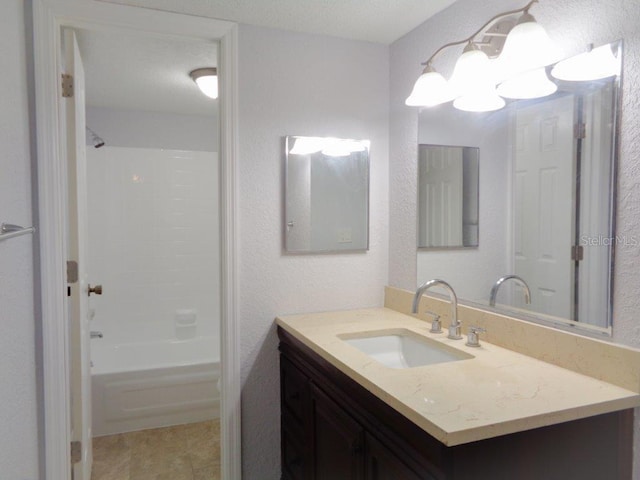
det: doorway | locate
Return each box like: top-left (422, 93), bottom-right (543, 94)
top-left (32, 1), bottom-right (240, 479)
top-left (77, 25), bottom-right (221, 478)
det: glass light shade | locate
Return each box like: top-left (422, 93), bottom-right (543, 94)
top-left (190, 68), bottom-right (218, 99)
top-left (405, 67), bottom-right (456, 107)
top-left (195, 75), bottom-right (218, 99)
top-left (498, 14), bottom-right (559, 78)
top-left (449, 47), bottom-right (497, 97)
top-left (551, 44), bottom-right (620, 81)
top-left (497, 67), bottom-right (558, 99)
top-left (453, 89), bottom-right (506, 112)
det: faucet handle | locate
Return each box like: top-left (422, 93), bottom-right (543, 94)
top-left (425, 311), bottom-right (442, 333)
top-left (448, 321), bottom-right (463, 340)
top-left (465, 326), bottom-right (486, 347)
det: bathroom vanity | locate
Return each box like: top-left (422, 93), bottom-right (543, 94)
top-left (277, 302), bottom-right (639, 480)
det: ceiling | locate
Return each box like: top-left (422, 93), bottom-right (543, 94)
top-left (80, 1), bottom-right (457, 116)
top-left (101, 0), bottom-right (458, 45)
top-left (76, 28), bottom-right (218, 116)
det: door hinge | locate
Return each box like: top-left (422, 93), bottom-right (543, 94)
top-left (61, 73), bottom-right (74, 98)
top-left (574, 123), bottom-right (586, 139)
top-left (571, 245), bottom-right (584, 261)
top-left (70, 440), bottom-right (82, 464)
top-left (67, 260), bottom-right (78, 284)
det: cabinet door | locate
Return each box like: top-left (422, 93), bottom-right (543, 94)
top-left (365, 433), bottom-right (430, 480)
top-left (280, 356), bottom-right (311, 480)
top-left (311, 383), bottom-right (365, 480)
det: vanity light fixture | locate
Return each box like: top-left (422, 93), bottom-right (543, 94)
top-left (190, 67), bottom-right (218, 99)
top-left (405, 64), bottom-right (456, 107)
top-left (551, 43), bottom-right (621, 82)
top-left (449, 42), bottom-right (505, 112)
top-left (406, 0), bottom-right (557, 111)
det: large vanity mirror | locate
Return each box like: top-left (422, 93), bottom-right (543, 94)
top-left (285, 135), bottom-right (370, 253)
top-left (416, 41), bottom-right (622, 335)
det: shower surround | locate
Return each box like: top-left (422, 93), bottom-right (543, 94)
top-left (86, 146), bottom-right (220, 435)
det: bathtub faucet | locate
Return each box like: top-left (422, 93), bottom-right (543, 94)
top-left (90, 331), bottom-right (103, 339)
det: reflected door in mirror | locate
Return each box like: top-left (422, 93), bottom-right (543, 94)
top-left (418, 145), bottom-right (479, 248)
top-left (512, 94), bottom-right (575, 318)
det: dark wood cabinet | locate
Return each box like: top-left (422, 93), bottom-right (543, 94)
top-left (311, 383), bottom-right (364, 480)
top-left (278, 326), bottom-right (633, 480)
top-left (365, 433), bottom-right (428, 480)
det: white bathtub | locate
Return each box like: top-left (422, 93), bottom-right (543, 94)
top-left (91, 336), bottom-right (220, 436)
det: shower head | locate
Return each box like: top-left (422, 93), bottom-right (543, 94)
top-left (86, 126), bottom-right (106, 149)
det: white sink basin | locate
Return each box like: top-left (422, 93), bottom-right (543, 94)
top-left (340, 329), bottom-right (473, 369)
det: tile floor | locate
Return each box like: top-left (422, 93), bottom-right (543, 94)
top-left (91, 419), bottom-right (220, 480)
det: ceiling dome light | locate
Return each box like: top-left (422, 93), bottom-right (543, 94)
top-left (497, 67), bottom-right (558, 99)
top-left (498, 12), bottom-right (559, 78)
top-left (405, 64), bottom-right (456, 107)
top-left (190, 67), bottom-right (218, 99)
top-left (551, 44), bottom-right (620, 82)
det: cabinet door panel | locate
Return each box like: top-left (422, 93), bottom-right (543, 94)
top-left (365, 433), bottom-right (432, 480)
top-left (311, 383), bottom-right (364, 480)
top-left (281, 356), bottom-right (308, 423)
top-left (282, 424), bottom-right (306, 480)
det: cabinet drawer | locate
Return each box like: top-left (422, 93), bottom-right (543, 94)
top-left (280, 356), bottom-right (308, 424)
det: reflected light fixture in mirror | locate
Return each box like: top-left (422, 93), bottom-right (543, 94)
top-left (190, 67), bottom-right (218, 99)
top-left (405, 0), bottom-right (558, 112)
top-left (551, 43), bottom-right (621, 82)
top-left (289, 137), bottom-right (369, 157)
top-left (496, 67), bottom-right (558, 99)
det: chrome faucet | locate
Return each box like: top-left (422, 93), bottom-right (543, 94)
top-left (489, 275), bottom-right (532, 307)
top-left (90, 331), bottom-right (103, 339)
top-left (412, 279), bottom-right (462, 340)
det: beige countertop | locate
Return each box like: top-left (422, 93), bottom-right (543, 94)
top-left (276, 307), bottom-right (640, 446)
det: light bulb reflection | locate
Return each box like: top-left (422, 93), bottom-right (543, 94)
top-left (497, 68), bottom-right (557, 99)
top-left (551, 44), bottom-right (620, 82)
top-left (289, 137), bottom-right (369, 157)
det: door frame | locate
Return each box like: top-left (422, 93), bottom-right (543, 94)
top-left (32, 1), bottom-right (241, 478)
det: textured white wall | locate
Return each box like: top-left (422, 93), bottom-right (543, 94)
top-left (0, 0), bottom-right (39, 477)
top-left (389, 0), bottom-right (640, 472)
top-left (86, 147), bottom-right (220, 345)
top-left (86, 107), bottom-right (219, 152)
top-left (238, 24), bottom-right (389, 479)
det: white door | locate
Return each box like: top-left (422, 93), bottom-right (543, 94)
top-left (64, 29), bottom-right (93, 480)
top-left (512, 94), bottom-right (575, 318)
top-left (418, 145), bottom-right (464, 247)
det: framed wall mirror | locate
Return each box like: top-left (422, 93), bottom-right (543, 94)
top-left (418, 145), bottom-right (479, 249)
top-left (284, 135), bottom-right (370, 253)
top-left (416, 40), bottom-right (622, 335)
